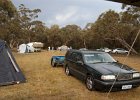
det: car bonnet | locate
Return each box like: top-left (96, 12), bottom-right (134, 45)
top-left (87, 62), bottom-right (136, 75)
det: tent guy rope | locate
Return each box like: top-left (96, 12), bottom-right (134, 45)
top-left (106, 29), bottom-right (140, 99)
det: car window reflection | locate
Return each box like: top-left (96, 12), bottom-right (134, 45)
top-left (84, 53), bottom-right (116, 64)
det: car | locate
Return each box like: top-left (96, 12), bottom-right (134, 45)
top-left (79, 48), bottom-right (88, 50)
top-left (64, 50), bottom-right (140, 91)
top-left (51, 56), bottom-right (65, 67)
top-left (112, 48), bottom-right (128, 54)
top-left (96, 48), bottom-right (112, 53)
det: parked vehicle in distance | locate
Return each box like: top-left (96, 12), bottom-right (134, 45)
top-left (64, 50), bottom-right (140, 91)
top-left (27, 42), bottom-right (44, 52)
top-left (96, 48), bottom-right (112, 53)
top-left (112, 48), bottom-right (128, 54)
top-left (57, 45), bottom-right (69, 51)
top-left (79, 48), bottom-right (87, 50)
top-left (51, 56), bottom-right (65, 67)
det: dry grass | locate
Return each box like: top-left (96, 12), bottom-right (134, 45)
top-left (0, 51), bottom-right (140, 100)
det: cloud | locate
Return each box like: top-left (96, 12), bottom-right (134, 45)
top-left (47, 6), bottom-right (94, 28)
top-left (12, 0), bottom-right (122, 28)
top-left (55, 6), bottom-right (77, 22)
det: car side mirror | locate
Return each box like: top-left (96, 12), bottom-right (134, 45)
top-left (77, 61), bottom-right (83, 65)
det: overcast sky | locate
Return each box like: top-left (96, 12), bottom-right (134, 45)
top-left (12, 0), bottom-right (122, 28)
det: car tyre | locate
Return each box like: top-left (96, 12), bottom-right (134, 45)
top-left (125, 52), bottom-right (128, 55)
top-left (51, 59), bottom-right (56, 67)
top-left (86, 75), bottom-right (94, 91)
top-left (115, 51), bottom-right (118, 54)
top-left (65, 66), bottom-right (71, 76)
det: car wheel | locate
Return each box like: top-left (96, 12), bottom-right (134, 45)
top-left (86, 75), bottom-right (94, 91)
top-left (65, 66), bottom-right (71, 76)
top-left (51, 59), bottom-right (56, 67)
top-left (115, 51), bottom-right (118, 54)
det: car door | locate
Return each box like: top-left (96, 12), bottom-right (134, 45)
top-left (118, 48), bottom-right (125, 53)
top-left (68, 52), bottom-right (78, 75)
top-left (73, 53), bottom-right (87, 81)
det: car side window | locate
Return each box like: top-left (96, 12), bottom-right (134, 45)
top-left (69, 52), bottom-right (82, 62)
top-left (66, 51), bottom-right (72, 60)
top-left (76, 53), bottom-right (83, 62)
top-left (71, 52), bottom-right (77, 61)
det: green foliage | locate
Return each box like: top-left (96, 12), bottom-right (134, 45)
top-left (0, 0), bottom-right (16, 42)
top-left (18, 4), bottom-right (41, 43)
top-left (0, 1), bottom-right (139, 52)
top-left (0, 0), bottom-right (16, 17)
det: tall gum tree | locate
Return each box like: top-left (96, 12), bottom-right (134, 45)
top-left (18, 4), bottom-right (41, 43)
top-left (92, 10), bottom-right (138, 54)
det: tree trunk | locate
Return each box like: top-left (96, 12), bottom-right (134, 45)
top-left (10, 40), bottom-right (16, 49)
top-left (28, 36), bottom-right (31, 43)
top-left (83, 38), bottom-right (87, 48)
top-left (10, 39), bottom-right (14, 48)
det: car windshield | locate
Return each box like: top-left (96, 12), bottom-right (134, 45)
top-left (84, 53), bottom-right (116, 64)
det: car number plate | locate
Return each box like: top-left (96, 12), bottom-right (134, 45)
top-left (122, 85), bottom-right (132, 90)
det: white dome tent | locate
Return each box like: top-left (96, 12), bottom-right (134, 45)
top-left (27, 42), bottom-right (44, 52)
top-left (18, 44), bottom-right (29, 53)
top-left (18, 42), bottom-right (44, 53)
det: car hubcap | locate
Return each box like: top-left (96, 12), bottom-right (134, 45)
top-left (66, 67), bottom-right (69, 75)
top-left (86, 77), bottom-right (93, 90)
top-left (52, 59), bottom-right (56, 66)
top-left (52, 61), bottom-right (54, 66)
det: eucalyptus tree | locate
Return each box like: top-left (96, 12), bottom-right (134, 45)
top-left (84, 23), bottom-right (104, 49)
top-left (60, 24), bottom-right (82, 48)
top-left (121, 6), bottom-right (140, 52)
top-left (47, 25), bottom-right (62, 48)
top-left (30, 21), bottom-right (46, 42)
top-left (92, 10), bottom-right (138, 53)
top-left (18, 4), bottom-right (41, 42)
top-left (0, 0), bottom-right (19, 48)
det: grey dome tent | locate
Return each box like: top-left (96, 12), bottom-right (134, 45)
top-left (0, 40), bottom-right (26, 86)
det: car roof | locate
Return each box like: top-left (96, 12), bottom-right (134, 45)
top-left (68, 49), bottom-right (105, 54)
top-left (115, 48), bottom-right (124, 49)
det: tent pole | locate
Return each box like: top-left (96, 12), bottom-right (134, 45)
top-left (7, 50), bottom-right (19, 72)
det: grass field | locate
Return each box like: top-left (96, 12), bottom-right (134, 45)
top-left (0, 51), bottom-right (140, 100)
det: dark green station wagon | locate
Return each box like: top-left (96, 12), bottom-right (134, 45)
top-left (64, 50), bottom-right (140, 91)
